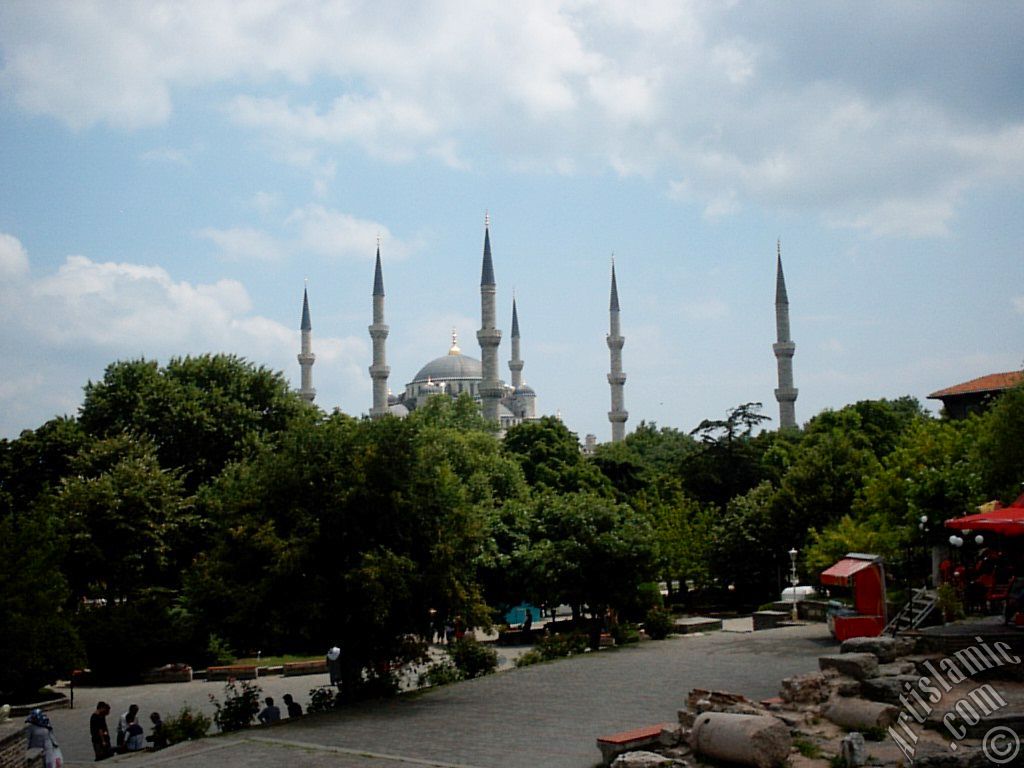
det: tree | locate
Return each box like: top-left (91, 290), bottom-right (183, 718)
top-left (973, 382), bottom-right (1024, 502)
top-left (503, 416), bottom-right (610, 495)
top-left (185, 412), bottom-right (490, 699)
top-left (0, 506), bottom-right (82, 699)
top-left (54, 435), bottom-right (191, 603)
top-left (515, 491), bottom-right (657, 645)
top-left (79, 355), bottom-right (306, 490)
top-left (709, 481), bottom-right (780, 606)
top-left (683, 403), bottom-right (772, 508)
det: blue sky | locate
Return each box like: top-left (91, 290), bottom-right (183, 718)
top-left (1, 1), bottom-right (1022, 442)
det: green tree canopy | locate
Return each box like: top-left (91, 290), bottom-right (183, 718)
top-left (79, 354), bottom-right (306, 490)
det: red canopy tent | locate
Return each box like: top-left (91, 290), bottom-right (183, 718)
top-left (820, 553), bottom-right (887, 641)
top-left (945, 494), bottom-right (1024, 537)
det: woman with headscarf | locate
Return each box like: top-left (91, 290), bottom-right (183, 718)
top-left (25, 709), bottom-right (62, 768)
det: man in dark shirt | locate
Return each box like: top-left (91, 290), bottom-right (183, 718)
top-left (282, 693), bottom-right (302, 718)
top-left (146, 712), bottom-right (168, 750)
top-left (257, 697), bottom-right (281, 724)
top-left (89, 701), bottom-right (113, 761)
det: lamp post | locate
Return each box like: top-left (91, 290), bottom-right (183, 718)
top-left (788, 547), bottom-right (799, 621)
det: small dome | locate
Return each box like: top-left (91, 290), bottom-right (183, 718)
top-left (412, 352), bottom-right (482, 383)
top-left (514, 383), bottom-right (536, 396)
top-left (389, 403), bottom-right (409, 418)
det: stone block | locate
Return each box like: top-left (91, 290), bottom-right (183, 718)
top-left (780, 671), bottom-right (830, 704)
top-left (840, 635), bottom-right (915, 662)
top-left (611, 751), bottom-right (680, 768)
top-left (860, 675), bottom-right (920, 705)
top-left (840, 732), bottom-right (867, 767)
top-left (690, 712), bottom-right (791, 768)
top-left (818, 653), bottom-right (879, 681)
top-left (822, 698), bottom-right (899, 730)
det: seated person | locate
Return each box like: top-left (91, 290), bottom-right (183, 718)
top-left (258, 697), bottom-right (281, 725)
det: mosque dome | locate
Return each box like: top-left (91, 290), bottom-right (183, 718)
top-left (412, 353), bottom-right (482, 383)
top-left (411, 331), bottom-right (482, 383)
top-left (514, 383), bottom-right (536, 396)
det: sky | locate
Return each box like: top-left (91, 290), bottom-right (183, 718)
top-left (1, 1), bottom-right (1023, 443)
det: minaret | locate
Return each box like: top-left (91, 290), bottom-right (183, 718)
top-left (368, 241), bottom-right (391, 418)
top-left (297, 283), bottom-right (316, 403)
top-left (607, 259), bottom-right (628, 442)
top-left (773, 240), bottom-right (798, 429)
top-left (508, 295), bottom-right (523, 389)
top-left (476, 214), bottom-right (503, 423)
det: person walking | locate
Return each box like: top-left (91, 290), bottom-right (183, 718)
top-left (26, 709), bottom-right (62, 768)
top-left (89, 701), bottom-right (113, 761)
top-left (326, 646), bottom-right (342, 688)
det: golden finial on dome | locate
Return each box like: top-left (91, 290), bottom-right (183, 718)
top-left (449, 327), bottom-right (461, 355)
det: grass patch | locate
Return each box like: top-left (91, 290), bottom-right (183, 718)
top-left (232, 653), bottom-right (323, 667)
top-left (793, 737), bottom-right (822, 758)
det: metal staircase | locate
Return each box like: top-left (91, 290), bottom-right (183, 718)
top-left (885, 587), bottom-right (937, 635)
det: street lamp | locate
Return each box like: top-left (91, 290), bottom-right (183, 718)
top-left (788, 547), bottom-right (799, 621)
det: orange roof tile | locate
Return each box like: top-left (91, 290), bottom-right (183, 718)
top-left (928, 371), bottom-right (1023, 400)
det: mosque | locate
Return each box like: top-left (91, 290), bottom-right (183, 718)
top-left (294, 219), bottom-right (799, 441)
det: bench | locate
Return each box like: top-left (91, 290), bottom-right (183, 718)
top-left (596, 723), bottom-right (672, 766)
top-left (283, 660), bottom-right (327, 677)
top-left (206, 664), bottom-right (258, 681)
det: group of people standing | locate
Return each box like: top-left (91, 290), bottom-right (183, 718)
top-left (89, 701), bottom-right (166, 761)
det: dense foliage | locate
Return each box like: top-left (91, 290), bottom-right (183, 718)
top-left (1, 351), bottom-right (1022, 700)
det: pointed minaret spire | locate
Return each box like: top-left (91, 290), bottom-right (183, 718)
top-left (368, 242), bottom-right (390, 418)
top-left (477, 213), bottom-right (503, 423)
top-left (606, 257), bottom-right (628, 442)
top-left (480, 213), bottom-right (496, 287)
top-left (509, 295), bottom-right (523, 388)
top-left (773, 239), bottom-right (798, 430)
top-left (609, 255), bottom-right (620, 312)
top-left (297, 282), bottom-right (316, 403)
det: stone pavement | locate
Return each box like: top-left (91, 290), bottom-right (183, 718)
top-left (57, 622), bottom-right (835, 767)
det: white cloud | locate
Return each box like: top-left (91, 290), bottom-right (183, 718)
top-left (287, 205), bottom-right (415, 261)
top-left (0, 239), bottom-right (370, 435)
top-left (139, 147), bottom-right (191, 166)
top-left (0, 233), bottom-right (30, 279)
top-left (2, 3), bottom-right (1023, 238)
top-left (681, 297), bottom-right (729, 320)
top-left (199, 227), bottom-right (287, 263)
top-left (1013, 296), bottom-right (1024, 314)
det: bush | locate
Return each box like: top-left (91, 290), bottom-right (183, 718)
top-left (209, 679), bottom-right (261, 732)
top-left (536, 631), bottom-right (588, 660)
top-left (447, 637), bottom-right (498, 679)
top-left (513, 649), bottom-right (544, 668)
top-left (644, 607), bottom-right (674, 640)
top-left (610, 621), bottom-right (640, 645)
top-left (206, 634), bottom-right (236, 666)
top-left (162, 706), bottom-right (211, 744)
top-left (306, 686), bottom-right (340, 713)
top-left (417, 660), bottom-right (463, 687)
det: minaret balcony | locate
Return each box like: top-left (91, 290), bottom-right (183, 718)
top-left (607, 372), bottom-right (627, 385)
top-left (477, 328), bottom-right (502, 345)
top-left (606, 336), bottom-right (624, 350)
top-left (774, 387), bottom-right (798, 402)
top-left (369, 364), bottom-right (391, 378)
top-left (608, 411), bottom-right (629, 423)
top-left (772, 341), bottom-right (795, 358)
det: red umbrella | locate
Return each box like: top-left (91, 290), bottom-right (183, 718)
top-left (945, 494), bottom-right (1024, 537)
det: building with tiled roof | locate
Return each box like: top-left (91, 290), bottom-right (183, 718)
top-left (927, 371), bottom-right (1023, 419)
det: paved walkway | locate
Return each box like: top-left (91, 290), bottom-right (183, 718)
top-left (54, 622), bottom-right (835, 767)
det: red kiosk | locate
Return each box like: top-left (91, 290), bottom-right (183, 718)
top-left (821, 552), bottom-right (888, 641)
